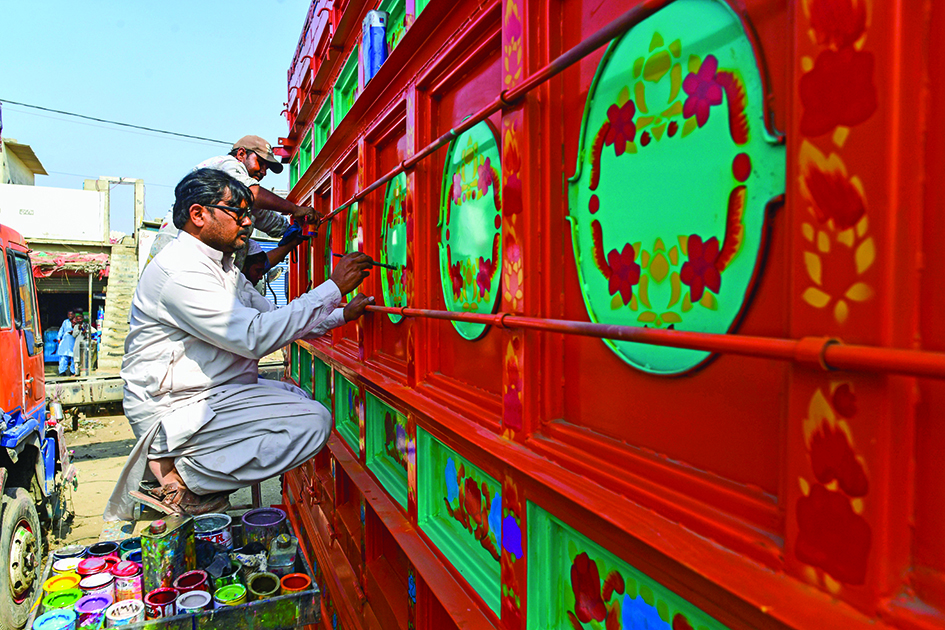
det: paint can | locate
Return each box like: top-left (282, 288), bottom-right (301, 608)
top-left (79, 572), bottom-right (116, 601)
top-left (42, 588), bottom-right (83, 610)
top-left (76, 557), bottom-right (107, 576)
top-left (240, 507), bottom-right (286, 550)
top-left (33, 609), bottom-right (77, 630)
top-left (176, 589), bottom-right (212, 613)
top-left (246, 572), bottom-right (280, 601)
top-left (88, 541), bottom-right (120, 558)
top-left (52, 558), bottom-right (81, 575)
top-left (144, 587), bottom-right (178, 619)
top-left (52, 544), bottom-right (87, 561)
top-left (213, 560), bottom-right (242, 591)
top-left (173, 569), bottom-right (209, 594)
top-left (117, 538), bottom-right (140, 556)
top-left (194, 513), bottom-right (233, 550)
top-left (104, 599), bottom-right (145, 626)
top-left (141, 514), bottom-right (195, 594)
top-left (110, 561), bottom-right (142, 601)
top-left (74, 593), bottom-right (113, 628)
top-left (121, 549), bottom-right (141, 564)
top-left (213, 583), bottom-right (247, 608)
top-left (280, 573), bottom-right (311, 595)
top-left (43, 573), bottom-right (81, 596)
top-left (268, 534), bottom-right (299, 577)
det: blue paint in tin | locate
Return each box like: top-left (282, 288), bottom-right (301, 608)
top-left (34, 608), bottom-right (77, 630)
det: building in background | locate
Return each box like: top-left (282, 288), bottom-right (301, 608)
top-left (0, 137), bottom-right (47, 185)
top-left (0, 153), bottom-right (144, 374)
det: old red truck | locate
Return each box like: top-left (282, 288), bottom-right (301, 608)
top-left (0, 223), bottom-right (75, 629)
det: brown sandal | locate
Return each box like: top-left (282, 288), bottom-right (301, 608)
top-left (158, 482), bottom-right (231, 516)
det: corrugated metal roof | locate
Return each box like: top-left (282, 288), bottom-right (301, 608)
top-left (256, 240), bottom-right (289, 306)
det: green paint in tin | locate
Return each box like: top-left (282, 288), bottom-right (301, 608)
top-left (43, 588), bottom-right (83, 609)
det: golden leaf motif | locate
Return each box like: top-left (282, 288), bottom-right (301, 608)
top-left (817, 231), bottom-right (831, 253)
top-left (799, 477), bottom-right (811, 496)
top-left (637, 311), bottom-right (657, 323)
top-left (611, 294), bottom-right (623, 310)
top-left (836, 229), bottom-right (855, 247)
top-left (700, 291), bottom-right (718, 310)
top-left (649, 252), bottom-right (669, 283)
top-left (662, 312), bottom-right (682, 323)
top-left (834, 300), bottom-right (849, 324)
top-left (802, 222), bottom-right (815, 242)
top-left (856, 215), bottom-right (869, 238)
top-left (803, 287), bottom-right (831, 308)
top-left (804, 251), bottom-right (822, 285)
top-left (845, 282), bottom-right (873, 302)
top-left (855, 237), bottom-right (875, 274)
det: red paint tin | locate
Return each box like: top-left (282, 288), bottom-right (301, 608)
top-left (77, 557), bottom-right (107, 576)
top-left (172, 569), bottom-right (209, 594)
top-left (144, 587), bottom-right (178, 619)
top-left (110, 561), bottom-right (142, 601)
top-left (280, 573), bottom-right (311, 595)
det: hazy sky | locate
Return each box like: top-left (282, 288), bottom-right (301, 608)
top-left (0, 0), bottom-right (310, 234)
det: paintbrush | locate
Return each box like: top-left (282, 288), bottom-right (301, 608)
top-left (332, 252), bottom-right (400, 271)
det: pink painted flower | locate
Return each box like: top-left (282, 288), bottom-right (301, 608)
top-left (570, 552), bottom-right (607, 623)
top-left (683, 55), bottom-right (724, 127)
top-left (604, 101), bottom-right (636, 156)
top-left (477, 158), bottom-right (494, 197)
top-left (606, 244), bottom-right (640, 305)
top-left (680, 235), bottom-right (722, 302)
top-left (476, 257), bottom-right (496, 298)
top-left (451, 172), bottom-right (463, 202)
top-left (449, 260), bottom-right (464, 298)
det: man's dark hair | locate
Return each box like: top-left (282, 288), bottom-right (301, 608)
top-left (172, 168), bottom-right (254, 229)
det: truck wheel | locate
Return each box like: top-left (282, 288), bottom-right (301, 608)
top-left (0, 488), bottom-right (42, 630)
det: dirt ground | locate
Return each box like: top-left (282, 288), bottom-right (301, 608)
top-left (47, 411), bottom-right (281, 554)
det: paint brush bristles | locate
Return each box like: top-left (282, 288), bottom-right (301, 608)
top-left (332, 252), bottom-right (400, 271)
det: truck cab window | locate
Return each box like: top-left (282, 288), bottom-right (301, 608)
top-left (10, 252), bottom-right (40, 354)
top-left (0, 253), bottom-right (11, 329)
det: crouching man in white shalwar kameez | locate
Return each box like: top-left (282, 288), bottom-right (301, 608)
top-left (105, 169), bottom-right (373, 521)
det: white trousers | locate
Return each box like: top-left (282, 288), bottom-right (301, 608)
top-left (105, 379), bottom-right (331, 521)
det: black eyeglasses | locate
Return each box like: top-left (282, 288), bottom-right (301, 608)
top-left (204, 204), bottom-right (252, 222)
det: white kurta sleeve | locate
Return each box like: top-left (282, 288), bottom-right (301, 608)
top-left (160, 273), bottom-right (344, 360)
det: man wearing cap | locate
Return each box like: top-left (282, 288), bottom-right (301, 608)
top-left (147, 135), bottom-right (316, 269)
top-left (242, 232), bottom-right (304, 296)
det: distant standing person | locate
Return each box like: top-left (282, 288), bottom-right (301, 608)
top-left (147, 135), bottom-right (319, 269)
top-left (56, 310), bottom-right (75, 376)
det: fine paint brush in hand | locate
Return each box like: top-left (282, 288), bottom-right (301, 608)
top-left (332, 252), bottom-right (400, 271)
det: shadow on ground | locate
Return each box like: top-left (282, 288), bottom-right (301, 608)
top-left (71, 438), bottom-right (138, 460)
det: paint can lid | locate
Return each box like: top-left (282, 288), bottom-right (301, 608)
top-left (105, 598), bottom-right (145, 620)
top-left (194, 513), bottom-right (232, 533)
top-left (150, 520), bottom-right (166, 534)
top-left (43, 588), bottom-right (84, 609)
top-left (241, 507), bottom-right (286, 528)
top-left (111, 560), bottom-right (140, 577)
top-left (75, 592), bottom-right (114, 613)
top-left (80, 572), bottom-right (114, 589)
top-left (177, 589), bottom-right (212, 609)
top-left (52, 558), bottom-right (81, 574)
top-left (43, 573), bottom-right (81, 592)
top-left (214, 584), bottom-right (247, 602)
top-left (77, 557), bottom-right (107, 575)
top-left (34, 609), bottom-right (77, 630)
